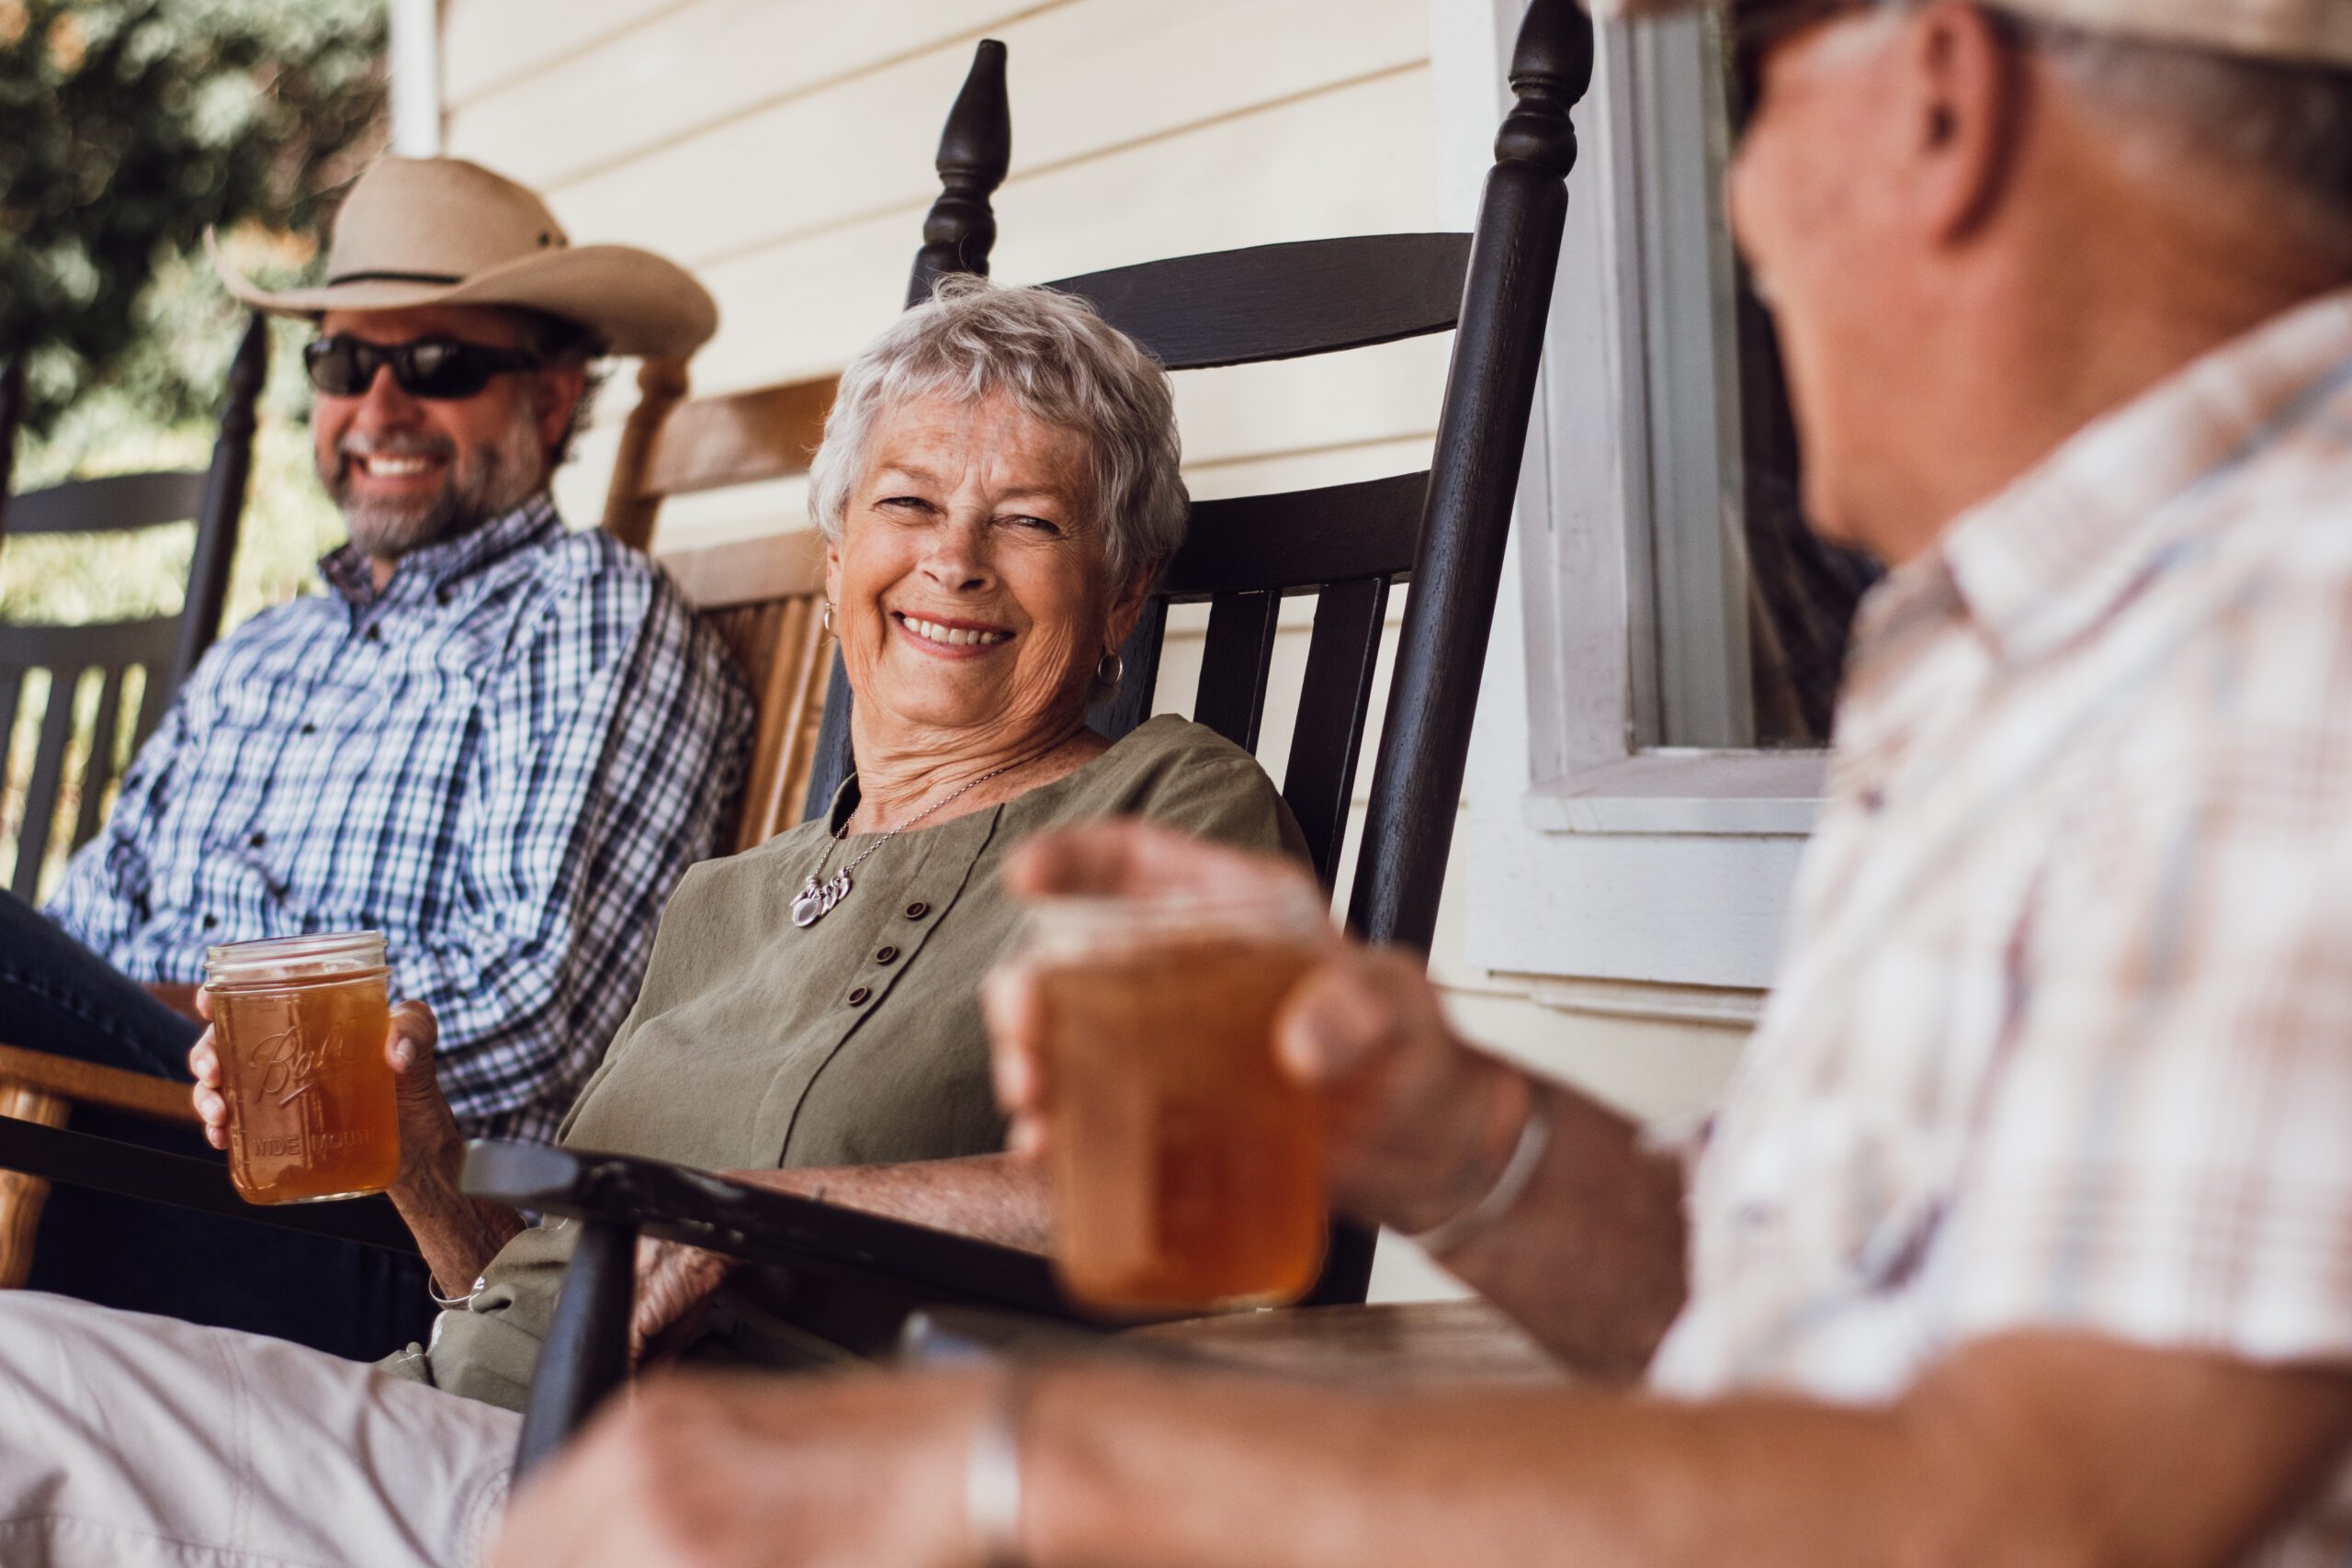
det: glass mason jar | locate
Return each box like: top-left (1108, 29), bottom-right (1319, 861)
top-left (204, 931), bottom-right (399, 1204)
top-left (1012, 883), bottom-right (1330, 1315)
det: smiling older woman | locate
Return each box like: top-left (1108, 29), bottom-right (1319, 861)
top-left (326, 279), bottom-right (1310, 1409)
top-left (0, 283), bottom-right (1305, 1566)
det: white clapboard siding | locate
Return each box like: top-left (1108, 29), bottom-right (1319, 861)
top-left (668, 65), bottom-right (1437, 392)
top-left (439, 0), bottom-right (684, 112)
top-left (444, 0), bottom-right (1028, 192)
top-left (487, 0), bottom-right (1424, 270)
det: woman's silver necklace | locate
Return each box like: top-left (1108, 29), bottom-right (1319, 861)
top-left (791, 762), bottom-right (1021, 929)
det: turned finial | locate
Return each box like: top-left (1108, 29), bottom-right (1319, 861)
top-left (1495, 0), bottom-right (1593, 178)
top-left (907, 39), bottom-right (1012, 307)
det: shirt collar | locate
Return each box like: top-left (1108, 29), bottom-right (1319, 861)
top-left (320, 493), bottom-right (564, 607)
top-left (1919, 287), bottom-right (2352, 667)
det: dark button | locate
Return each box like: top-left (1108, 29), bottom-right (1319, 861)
top-left (903, 901), bottom-right (930, 920)
top-left (365, 625), bottom-right (382, 643)
top-left (846, 985), bottom-right (872, 1006)
top-left (874, 945), bottom-right (899, 965)
top-left (435, 585), bottom-right (455, 605)
top-left (300, 722), bottom-right (317, 735)
top-left (201, 914), bottom-right (218, 929)
top-left (248, 830), bottom-right (266, 848)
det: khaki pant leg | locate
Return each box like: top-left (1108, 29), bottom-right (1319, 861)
top-left (0, 1291), bottom-right (518, 1568)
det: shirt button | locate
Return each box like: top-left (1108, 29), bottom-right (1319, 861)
top-left (846, 985), bottom-right (872, 1006)
top-left (201, 914), bottom-right (218, 929)
top-left (364, 625), bottom-right (382, 643)
top-left (874, 945), bottom-right (899, 964)
top-left (903, 902), bottom-right (929, 920)
top-left (300, 722), bottom-right (317, 736)
top-left (248, 831), bottom-right (266, 848)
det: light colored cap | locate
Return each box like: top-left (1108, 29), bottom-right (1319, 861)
top-left (1586, 0), bottom-right (2352, 68)
top-left (208, 156), bottom-right (718, 359)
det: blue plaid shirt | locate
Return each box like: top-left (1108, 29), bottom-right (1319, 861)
top-left (45, 496), bottom-right (751, 1143)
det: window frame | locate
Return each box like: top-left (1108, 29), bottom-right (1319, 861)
top-left (1432, 0), bottom-right (1818, 993)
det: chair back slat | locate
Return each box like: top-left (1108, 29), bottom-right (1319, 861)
top-left (5, 471), bottom-right (209, 536)
top-left (1282, 576), bottom-right (1391, 890)
top-left (1047, 234), bottom-right (1472, 372)
top-left (0, 357), bottom-right (24, 529)
top-left (12, 672), bottom-right (78, 900)
top-left (69, 666), bottom-right (127, 851)
top-left (1163, 473), bottom-right (1426, 601)
top-left (0, 670), bottom-right (21, 812)
top-left (1192, 592), bottom-right (1283, 752)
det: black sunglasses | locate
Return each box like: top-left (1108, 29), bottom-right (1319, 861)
top-left (1727, 0), bottom-right (1876, 137)
top-left (303, 334), bottom-right (547, 400)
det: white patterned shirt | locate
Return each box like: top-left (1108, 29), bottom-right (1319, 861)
top-left (45, 496), bottom-right (750, 1144)
top-left (1650, 288), bottom-right (2352, 1564)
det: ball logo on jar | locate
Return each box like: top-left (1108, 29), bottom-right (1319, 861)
top-left (248, 1023), bottom-right (334, 1108)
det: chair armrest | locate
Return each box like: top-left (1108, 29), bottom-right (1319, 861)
top-left (0, 1116), bottom-right (417, 1252)
top-left (0, 1043), bottom-right (203, 1125)
top-left (458, 1139), bottom-right (1085, 1322)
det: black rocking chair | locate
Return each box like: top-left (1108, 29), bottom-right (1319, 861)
top-left (472, 0), bottom-right (1594, 1476)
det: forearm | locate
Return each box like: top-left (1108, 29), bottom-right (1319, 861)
top-left (728, 1153), bottom-right (1050, 1252)
top-left (390, 1157), bottom-right (526, 1296)
top-left (1022, 1336), bottom-right (2352, 1568)
top-left (1364, 1063), bottom-right (1689, 1382)
top-left (1022, 1368), bottom-right (1946, 1568)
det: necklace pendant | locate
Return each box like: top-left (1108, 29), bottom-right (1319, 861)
top-left (792, 868), bottom-right (852, 929)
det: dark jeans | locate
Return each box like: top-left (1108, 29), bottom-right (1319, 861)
top-left (0, 892), bottom-right (434, 1361)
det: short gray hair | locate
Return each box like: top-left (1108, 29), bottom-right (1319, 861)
top-left (808, 276), bottom-right (1188, 586)
top-left (2007, 11), bottom-right (2352, 254)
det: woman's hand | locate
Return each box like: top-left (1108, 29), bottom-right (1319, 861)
top-left (629, 1237), bottom-right (732, 1367)
top-left (987, 821), bottom-right (1521, 1234)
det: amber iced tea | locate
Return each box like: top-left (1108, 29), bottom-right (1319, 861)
top-left (205, 933), bottom-right (400, 1204)
top-left (1026, 892), bottom-right (1329, 1314)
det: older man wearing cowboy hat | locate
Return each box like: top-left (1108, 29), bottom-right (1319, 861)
top-left (476, 3), bottom-right (2352, 1567)
top-left (6, 155), bottom-right (749, 1363)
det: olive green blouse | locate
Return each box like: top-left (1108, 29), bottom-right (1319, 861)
top-left (381, 715), bottom-right (1305, 1409)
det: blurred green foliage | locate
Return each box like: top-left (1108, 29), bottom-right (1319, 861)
top-left (3, 0), bottom-right (387, 433)
top-left (4, 0), bottom-right (387, 891)
top-left (3, 0), bottom-right (386, 627)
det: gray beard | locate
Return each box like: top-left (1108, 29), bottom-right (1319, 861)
top-left (327, 415), bottom-right (545, 562)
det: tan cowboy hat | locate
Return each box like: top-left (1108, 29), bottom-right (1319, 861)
top-left (207, 156), bottom-right (718, 359)
top-left (1588, 0), bottom-right (2352, 67)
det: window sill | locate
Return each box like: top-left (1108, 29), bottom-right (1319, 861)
top-left (1522, 750), bottom-right (1825, 837)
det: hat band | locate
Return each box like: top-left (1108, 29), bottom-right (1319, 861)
top-left (325, 269), bottom-right (465, 287)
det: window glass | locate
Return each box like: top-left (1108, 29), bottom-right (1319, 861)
top-left (1628, 15), bottom-right (1879, 751)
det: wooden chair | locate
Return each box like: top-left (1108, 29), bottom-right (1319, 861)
top-left (0, 316), bottom-right (266, 1285)
top-left (474, 4), bottom-right (1593, 1472)
top-left (597, 355), bottom-right (841, 851)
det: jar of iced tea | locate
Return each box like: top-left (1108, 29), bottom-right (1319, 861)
top-left (204, 931), bottom-right (401, 1204)
top-left (1017, 885), bottom-right (1330, 1315)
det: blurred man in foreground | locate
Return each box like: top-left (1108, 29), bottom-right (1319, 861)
top-left (501, 2), bottom-right (2352, 1564)
top-left (4, 156), bottom-right (748, 1358)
